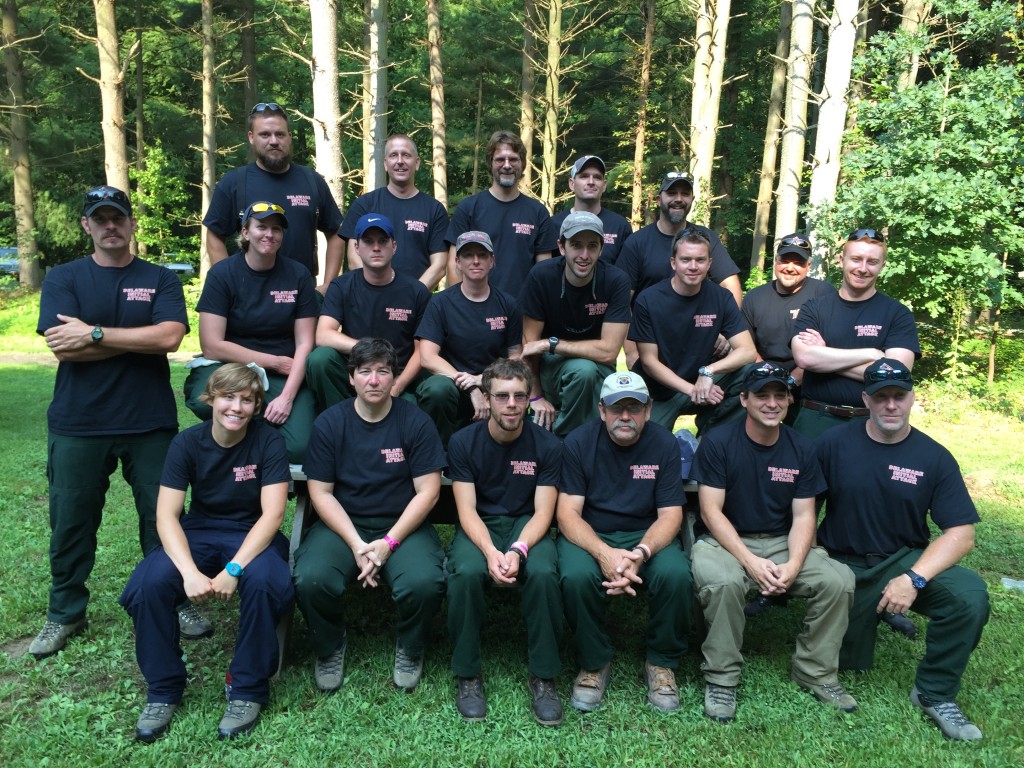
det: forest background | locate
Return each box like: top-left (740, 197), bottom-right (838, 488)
top-left (0, 0), bottom-right (1022, 395)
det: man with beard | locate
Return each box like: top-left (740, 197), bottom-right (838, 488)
top-left (340, 135), bottom-right (449, 290)
top-left (617, 171), bottom-right (742, 306)
top-left (203, 102), bottom-right (344, 293)
top-left (557, 372), bottom-right (690, 714)
top-left (445, 130), bottom-right (556, 293)
top-left (445, 358), bottom-right (565, 726)
top-left (550, 155), bottom-right (632, 266)
top-left (816, 359), bottom-right (989, 741)
top-left (519, 212), bottom-right (632, 437)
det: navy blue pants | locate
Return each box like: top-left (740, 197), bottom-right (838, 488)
top-left (119, 519), bottom-right (294, 704)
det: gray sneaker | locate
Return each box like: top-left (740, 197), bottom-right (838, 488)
top-left (136, 702), bottom-right (177, 743)
top-left (29, 618), bottom-right (88, 659)
top-left (704, 683), bottom-right (737, 723)
top-left (570, 663), bottom-right (611, 712)
top-left (793, 675), bottom-right (858, 712)
top-left (315, 638), bottom-right (347, 693)
top-left (910, 685), bottom-right (983, 741)
top-left (218, 700), bottom-right (261, 740)
top-left (393, 643), bottom-right (424, 691)
top-left (177, 602), bottom-right (213, 640)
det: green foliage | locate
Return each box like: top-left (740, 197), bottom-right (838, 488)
top-left (131, 141), bottom-right (200, 263)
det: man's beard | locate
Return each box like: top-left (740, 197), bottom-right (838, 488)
top-left (258, 149), bottom-right (292, 173)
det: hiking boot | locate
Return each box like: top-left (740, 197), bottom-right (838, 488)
top-left (704, 683), bottom-right (737, 723)
top-left (528, 675), bottom-right (564, 726)
top-left (455, 675), bottom-right (486, 721)
top-left (315, 637), bottom-right (347, 693)
top-left (177, 602), bottom-right (213, 640)
top-left (570, 663), bottom-right (611, 712)
top-left (883, 612), bottom-right (918, 639)
top-left (793, 675), bottom-right (858, 712)
top-left (217, 700), bottom-right (261, 740)
top-left (910, 685), bottom-right (983, 741)
top-left (29, 618), bottom-right (88, 659)
top-left (135, 702), bottom-right (177, 743)
top-left (393, 643), bottom-right (424, 691)
top-left (644, 661), bottom-right (680, 713)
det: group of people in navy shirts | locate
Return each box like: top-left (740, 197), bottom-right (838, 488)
top-left (32, 104), bottom-right (989, 745)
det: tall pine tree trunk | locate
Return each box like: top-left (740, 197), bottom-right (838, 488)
top-left (689, 0), bottom-right (731, 226)
top-left (362, 0), bottom-right (388, 193)
top-left (897, 0), bottom-right (932, 90)
top-left (426, 0), bottom-right (448, 208)
top-left (539, 0), bottom-right (561, 212)
top-left (92, 0), bottom-right (131, 197)
top-left (134, 7), bottom-right (146, 257)
top-left (310, 0), bottom-right (344, 207)
top-left (240, 0), bottom-right (256, 162)
top-left (773, 0), bottom-right (813, 241)
top-left (199, 0), bottom-right (217, 279)
top-left (520, 0), bottom-right (538, 191)
top-left (630, 0), bottom-right (655, 227)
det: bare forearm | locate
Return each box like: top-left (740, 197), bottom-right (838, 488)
top-left (912, 525), bottom-right (975, 581)
top-left (388, 488), bottom-right (440, 543)
top-left (639, 507), bottom-right (683, 555)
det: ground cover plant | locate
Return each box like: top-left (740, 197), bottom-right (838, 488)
top-left (1, 356), bottom-right (1023, 766)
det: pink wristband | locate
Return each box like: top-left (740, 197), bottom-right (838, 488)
top-left (510, 541), bottom-right (529, 558)
top-left (384, 535), bottom-right (401, 552)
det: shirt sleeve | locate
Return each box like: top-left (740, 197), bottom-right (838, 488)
top-left (627, 291), bottom-right (656, 343)
top-left (303, 413), bottom-right (338, 484)
top-left (338, 195), bottom-right (369, 241)
top-left (445, 198), bottom-right (473, 246)
top-left (690, 433), bottom-right (727, 489)
top-left (151, 267), bottom-right (190, 327)
top-left (195, 264), bottom-right (232, 317)
top-left (603, 268), bottom-right (633, 324)
top-left (314, 172), bottom-right (344, 233)
top-left (202, 170), bottom-right (241, 237)
top-left (159, 431), bottom-right (194, 490)
top-left (37, 265), bottom-right (80, 334)
top-left (415, 294), bottom-right (446, 345)
top-left (653, 433), bottom-right (685, 508)
top-left (428, 201), bottom-right (451, 254)
top-left (558, 433), bottom-right (588, 496)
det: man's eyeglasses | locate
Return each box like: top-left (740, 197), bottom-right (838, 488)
top-left (778, 234), bottom-right (810, 249)
top-left (848, 228), bottom-right (885, 243)
top-left (489, 392), bottom-right (529, 404)
top-left (603, 401), bottom-right (645, 415)
top-left (865, 366), bottom-right (911, 384)
top-left (250, 102), bottom-right (285, 116)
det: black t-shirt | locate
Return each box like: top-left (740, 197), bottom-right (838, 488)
top-left (447, 419), bottom-right (562, 518)
top-left (197, 252), bottom-right (318, 358)
top-left (690, 419), bottom-right (826, 536)
top-left (161, 420), bottom-right (290, 525)
top-left (202, 163), bottom-right (344, 275)
top-left (550, 206), bottom-right (633, 265)
top-left (816, 422), bottom-right (980, 556)
top-left (320, 269), bottom-right (430, 368)
top-left (339, 188), bottom-right (449, 280)
top-left (519, 257), bottom-right (632, 341)
top-left (560, 420), bottom-right (683, 533)
top-left (616, 221), bottom-right (740, 296)
top-left (628, 279), bottom-right (748, 401)
top-left (304, 398), bottom-right (446, 520)
top-left (792, 291), bottom-right (921, 407)
top-left (416, 284), bottom-right (523, 374)
top-left (38, 256), bottom-right (188, 436)
top-left (742, 278), bottom-right (837, 370)
top-left (445, 191), bottom-right (556, 294)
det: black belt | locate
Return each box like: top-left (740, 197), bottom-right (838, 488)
top-left (831, 552), bottom-right (892, 567)
top-left (801, 398), bottom-right (869, 419)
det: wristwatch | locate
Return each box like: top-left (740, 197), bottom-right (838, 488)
top-left (225, 561), bottom-right (245, 578)
top-left (548, 336), bottom-right (560, 354)
top-left (697, 365), bottom-right (714, 378)
top-left (905, 569), bottom-right (927, 589)
top-left (91, 325), bottom-right (104, 344)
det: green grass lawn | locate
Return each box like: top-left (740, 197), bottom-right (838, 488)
top-left (1, 354), bottom-right (1023, 765)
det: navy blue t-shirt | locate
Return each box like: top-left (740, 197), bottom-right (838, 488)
top-left (38, 256), bottom-right (188, 436)
top-left (320, 269), bottom-right (430, 368)
top-left (197, 251), bottom-right (318, 358)
top-left (203, 162), bottom-right (343, 276)
top-left (629, 279), bottom-right (748, 401)
top-left (339, 188), bottom-right (449, 280)
top-left (560, 420), bottom-right (684, 533)
top-left (416, 285), bottom-right (523, 374)
top-left (446, 191), bottom-right (556, 293)
top-left (520, 257), bottom-right (632, 340)
top-left (792, 290), bottom-right (921, 407)
top-left (447, 419), bottom-right (562, 518)
top-left (550, 206), bottom-right (633, 265)
top-left (690, 418), bottom-right (826, 536)
top-left (816, 422), bottom-right (979, 557)
top-left (304, 398), bottom-right (446, 520)
top-left (161, 420), bottom-right (290, 525)
top-left (615, 221), bottom-right (740, 297)
top-left (742, 277), bottom-right (837, 371)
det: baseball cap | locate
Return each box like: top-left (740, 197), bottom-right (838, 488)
top-left (242, 201), bottom-right (289, 228)
top-left (354, 213), bottom-right (395, 239)
top-left (776, 232), bottom-right (811, 261)
top-left (742, 362), bottom-right (793, 393)
top-left (560, 211), bottom-right (605, 240)
top-left (455, 230), bottom-right (494, 254)
top-left (83, 185), bottom-right (132, 218)
top-left (569, 155), bottom-right (606, 179)
top-left (863, 358), bottom-right (914, 395)
top-left (600, 371), bottom-right (650, 405)
top-left (659, 171), bottom-right (694, 194)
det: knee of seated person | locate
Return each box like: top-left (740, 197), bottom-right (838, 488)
top-left (305, 345), bottom-right (340, 374)
top-left (951, 575), bottom-right (991, 625)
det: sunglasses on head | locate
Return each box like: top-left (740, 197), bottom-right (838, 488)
top-left (247, 202), bottom-right (285, 215)
top-left (778, 234), bottom-right (810, 249)
top-left (250, 102), bottom-right (285, 116)
top-left (677, 226), bottom-right (710, 243)
top-left (662, 171), bottom-right (693, 183)
top-left (85, 186), bottom-right (130, 205)
top-left (748, 364), bottom-right (797, 387)
top-left (848, 228), bottom-right (885, 243)
top-left (865, 366), bottom-right (911, 383)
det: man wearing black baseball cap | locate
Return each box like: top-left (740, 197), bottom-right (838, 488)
top-left (550, 155), bottom-right (633, 265)
top-left (31, 185), bottom-right (188, 659)
top-left (815, 358), bottom-right (990, 741)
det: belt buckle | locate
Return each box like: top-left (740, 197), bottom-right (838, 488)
top-left (827, 404), bottom-right (858, 419)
